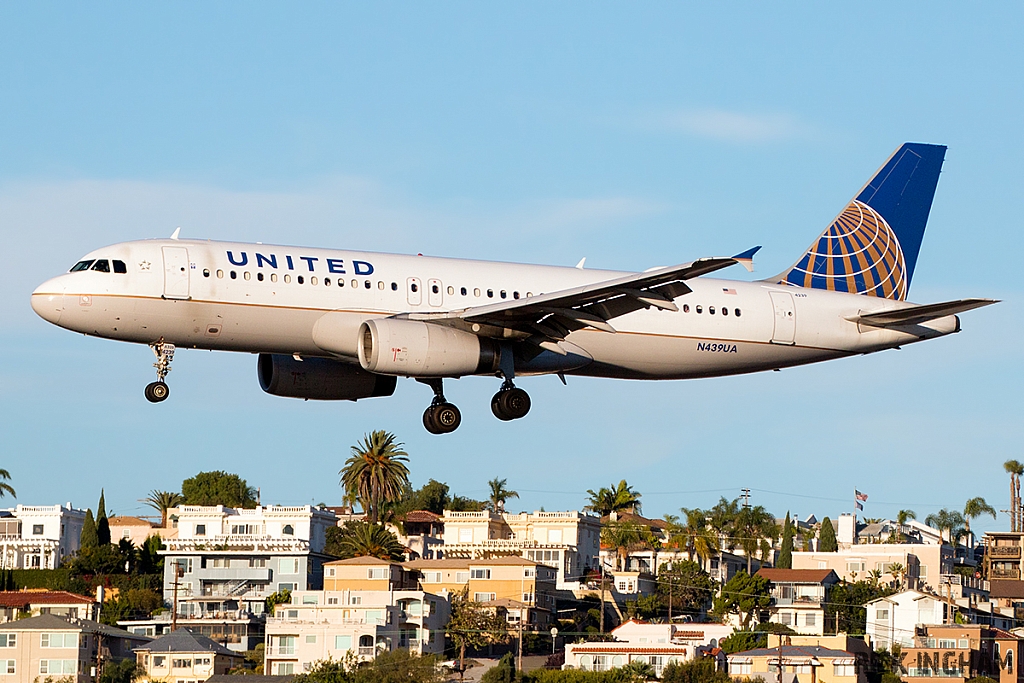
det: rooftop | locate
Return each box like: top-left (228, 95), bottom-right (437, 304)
top-left (756, 568), bottom-right (838, 584)
top-left (108, 516), bottom-right (154, 527)
top-left (730, 645), bottom-right (855, 659)
top-left (324, 556), bottom-right (402, 566)
top-left (401, 510), bottom-right (442, 523)
top-left (0, 613), bottom-right (147, 640)
top-left (0, 590), bottom-right (94, 607)
top-left (135, 628), bottom-right (240, 656)
top-left (989, 579), bottom-right (1024, 599)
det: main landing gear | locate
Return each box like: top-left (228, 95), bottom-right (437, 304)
top-left (418, 379), bottom-right (462, 435)
top-left (145, 341), bottom-right (175, 403)
top-left (491, 380), bottom-right (531, 422)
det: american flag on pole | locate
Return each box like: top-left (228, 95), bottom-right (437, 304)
top-left (855, 490), bottom-right (868, 501)
top-left (855, 501), bottom-right (863, 511)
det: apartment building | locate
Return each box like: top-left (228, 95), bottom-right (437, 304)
top-left (898, 624), bottom-right (1022, 683)
top-left (404, 556), bottom-right (557, 627)
top-left (118, 613), bottom-right (265, 653)
top-left (264, 588), bottom-right (450, 676)
top-left (159, 505), bottom-right (337, 621)
top-left (323, 557), bottom-right (416, 591)
top-left (792, 543), bottom-right (954, 592)
top-left (0, 613), bottom-right (149, 682)
top-left (728, 643), bottom-right (868, 683)
top-left (986, 531), bottom-right (1024, 580)
top-left (565, 621), bottom-right (734, 677)
top-left (757, 568), bottom-right (839, 636)
top-left (134, 629), bottom-right (243, 681)
top-left (0, 504), bottom-right (86, 569)
top-left (0, 589), bottom-right (96, 622)
top-left (865, 590), bottom-right (955, 649)
top-left (440, 509), bottom-right (601, 588)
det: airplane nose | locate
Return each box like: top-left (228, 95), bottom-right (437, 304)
top-left (31, 279), bottom-right (65, 325)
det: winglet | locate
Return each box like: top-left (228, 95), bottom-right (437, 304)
top-left (575, 257), bottom-right (586, 269)
top-left (732, 246), bottom-right (761, 272)
top-left (170, 227), bottom-right (181, 240)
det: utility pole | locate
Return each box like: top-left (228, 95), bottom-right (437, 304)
top-left (171, 562), bottom-right (185, 631)
top-left (668, 576), bottom-right (673, 622)
top-left (741, 489), bottom-right (751, 510)
top-left (599, 560), bottom-right (606, 633)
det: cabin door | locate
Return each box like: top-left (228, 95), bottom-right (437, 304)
top-left (162, 247), bottom-right (190, 300)
top-left (769, 291), bottom-right (796, 345)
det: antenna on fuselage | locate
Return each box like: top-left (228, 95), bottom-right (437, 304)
top-left (170, 227), bottom-right (181, 240)
top-left (575, 257), bottom-right (586, 269)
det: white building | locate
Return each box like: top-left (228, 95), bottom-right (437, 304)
top-left (0, 504), bottom-right (86, 569)
top-left (159, 505), bottom-right (337, 621)
top-left (564, 620), bottom-right (734, 677)
top-left (264, 589), bottom-right (451, 676)
top-left (865, 590), bottom-right (950, 649)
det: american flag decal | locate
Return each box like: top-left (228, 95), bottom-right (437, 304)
top-left (722, 288), bottom-right (737, 295)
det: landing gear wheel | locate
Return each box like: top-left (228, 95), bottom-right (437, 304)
top-left (145, 381), bottom-right (169, 403)
top-left (423, 403), bottom-right (461, 435)
top-left (491, 387), bottom-right (531, 421)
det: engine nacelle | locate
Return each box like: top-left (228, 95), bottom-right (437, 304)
top-left (358, 318), bottom-right (498, 377)
top-left (258, 354), bottom-right (396, 401)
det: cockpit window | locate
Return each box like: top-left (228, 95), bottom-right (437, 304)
top-left (113, 260), bottom-right (127, 274)
top-left (91, 259), bottom-right (110, 272)
top-left (70, 260), bottom-right (95, 272)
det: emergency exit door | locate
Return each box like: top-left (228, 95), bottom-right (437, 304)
top-left (162, 247), bottom-right (190, 300)
top-left (769, 291), bottom-right (795, 345)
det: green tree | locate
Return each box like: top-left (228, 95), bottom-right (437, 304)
top-left (711, 571), bottom-right (770, 629)
top-left (99, 588), bottom-right (164, 625)
top-left (585, 480), bottom-right (642, 516)
top-left (96, 490), bottom-right (111, 546)
top-left (144, 490), bottom-right (183, 527)
top-left (708, 497), bottom-right (740, 552)
top-left (925, 509), bottom-right (966, 545)
top-left (601, 522), bottom-right (653, 572)
top-left (830, 579), bottom-right (894, 634)
top-left (446, 588), bottom-right (509, 674)
top-left (661, 656), bottom-right (732, 683)
top-left (734, 505), bottom-right (776, 573)
top-left (656, 561), bottom-right (716, 617)
top-left (265, 588), bottom-right (292, 616)
top-left (137, 535), bottom-right (164, 575)
top-left (404, 479), bottom-right (450, 515)
top-left (1006, 460), bottom-right (1023, 532)
top-left (963, 497), bottom-right (997, 542)
top-left (670, 508), bottom-right (719, 567)
top-left (777, 512), bottom-right (794, 569)
top-left (486, 477), bottom-right (519, 513)
top-left (720, 630), bottom-right (767, 654)
top-left (324, 521), bottom-right (405, 560)
top-left (482, 652), bottom-right (517, 683)
top-left (0, 469), bottom-right (15, 499)
top-left (181, 471), bottom-right (258, 508)
top-left (98, 658), bottom-right (141, 683)
top-left (80, 509), bottom-right (99, 549)
top-left (819, 517), bottom-right (838, 552)
top-left (340, 431), bottom-right (410, 524)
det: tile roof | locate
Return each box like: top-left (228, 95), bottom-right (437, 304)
top-left (989, 579), bottom-right (1024, 599)
top-left (756, 568), bottom-right (838, 583)
top-left (108, 516), bottom-right (154, 527)
top-left (0, 590), bottom-right (93, 607)
top-left (602, 512), bottom-right (669, 529)
top-left (729, 645), bottom-right (854, 659)
top-left (401, 510), bottom-right (442, 523)
top-left (324, 556), bottom-right (402, 566)
top-left (135, 628), bottom-right (240, 656)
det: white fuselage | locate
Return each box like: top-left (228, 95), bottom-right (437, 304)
top-left (31, 239), bottom-right (959, 381)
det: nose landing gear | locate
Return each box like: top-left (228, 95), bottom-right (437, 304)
top-left (418, 378), bottom-right (462, 435)
top-left (145, 341), bottom-right (175, 403)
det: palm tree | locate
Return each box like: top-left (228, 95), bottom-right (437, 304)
top-left (340, 431), bottom-right (410, 524)
top-left (0, 470), bottom-right (15, 499)
top-left (963, 497), bottom-right (997, 545)
top-left (733, 505), bottom-right (776, 573)
top-left (888, 561), bottom-right (906, 589)
top-left (143, 490), bottom-right (183, 527)
top-left (708, 497), bottom-right (740, 551)
top-left (1005, 460), bottom-right (1023, 532)
top-left (334, 521), bottom-right (405, 560)
top-left (601, 522), bottom-right (653, 572)
top-left (677, 507), bottom-right (720, 568)
top-left (585, 480), bottom-right (642, 517)
top-left (486, 477), bottom-right (519, 513)
top-left (925, 509), bottom-right (967, 546)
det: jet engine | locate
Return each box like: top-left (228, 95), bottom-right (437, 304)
top-left (257, 354), bottom-right (396, 401)
top-left (358, 318), bottom-right (499, 377)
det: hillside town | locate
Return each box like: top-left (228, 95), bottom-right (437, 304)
top-left (2, 434), bottom-right (1023, 683)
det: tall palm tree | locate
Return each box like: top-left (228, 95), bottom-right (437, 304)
top-left (963, 497), bottom-right (997, 545)
top-left (334, 521), bottom-right (406, 560)
top-left (486, 477), bottom-right (519, 513)
top-left (340, 431), bottom-right (410, 524)
top-left (1005, 460), bottom-right (1023, 532)
top-left (0, 470), bottom-right (15, 499)
top-left (585, 480), bottom-right (642, 517)
top-left (678, 507), bottom-right (720, 567)
top-left (143, 490), bottom-right (183, 527)
top-left (925, 509), bottom-right (967, 546)
top-left (888, 562), bottom-right (906, 589)
top-left (601, 522), bottom-right (652, 572)
top-left (708, 497), bottom-right (740, 551)
top-left (734, 505), bottom-right (776, 573)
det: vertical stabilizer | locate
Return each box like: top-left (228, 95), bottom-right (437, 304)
top-left (775, 143), bottom-right (946, 300)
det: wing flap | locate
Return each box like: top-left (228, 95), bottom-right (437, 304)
top-left (848, 298), bottom-right (998, 328)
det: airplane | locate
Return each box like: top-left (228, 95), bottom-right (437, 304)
top-left (31, 142), bottom-right (996, 434)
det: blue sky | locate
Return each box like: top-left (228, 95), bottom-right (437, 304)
top-left (1, 4), bottom-right (1021, 534)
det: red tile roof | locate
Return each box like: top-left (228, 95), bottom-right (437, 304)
top-left (108, 516), bottom-right (154, 527)
top-left (0, 590), bottom-right (94, 608)
top-left (756, 568), bottom-right (838, 583)
top-left (401, 510), bottom-right (442, 523)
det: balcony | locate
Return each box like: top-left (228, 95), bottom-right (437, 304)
top-left (267, 646), bottom-right (296, 656)
top-left (991, 567), bottom-right (1021, 579)
top-left (198, 567), bottom-right (272, 582)
top-left (989, 546), bottom-right (1021, 558)
top-left (358, 647), bottom-right (376, 657)
top-left (162, 535), bottom-right (310, 552)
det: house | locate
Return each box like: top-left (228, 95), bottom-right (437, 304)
top-left (404, 556), bottom-right (558, 627)
top-left (0, 613), bottom-right (150, 682)
top-left (0, 503), bottom-right (86, 569)
top-left (263, 588), bottom-right (450, 676)
top-left (0, 589), bottom-right (97, 622)
top-left (865, 590), bottom-right (954, 649)
top-left (756, 568), bottom-right (839, 636)
top-left (158, 504), bottom-right (337, 620)
top-left (324, 556), bottom-right (418, 591)
top-left (727, 643), bottom-right (868, 683)
top-left (897, 624), bottom-right (1023, 683)
top-left (118, 613), bottom-right (266, 653)
top-left (440, 509), bottom-right (601, 588)
top-left (564, 620), bottom-right (734, 677)
top-left (134, 628), bottom-right (244, 681)
top-left (389, 510), bottom-right (444, 560)
top-left (107, 516), bottom-right (167, 548)
top-left (791, 542), bottom-right (954, 592)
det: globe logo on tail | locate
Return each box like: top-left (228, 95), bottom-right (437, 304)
top-left (783, 200), bottom-right (908, 301)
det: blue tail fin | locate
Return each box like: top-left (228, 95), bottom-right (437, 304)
top-left (776, 142), bottom-right (946, 300)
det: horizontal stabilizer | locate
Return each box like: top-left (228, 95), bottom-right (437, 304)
top-left (848, 298), bottom-right (998, 328)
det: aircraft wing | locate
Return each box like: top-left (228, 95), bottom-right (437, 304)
top-left (409, 248), bottom-right (760, 352)
top-left (849, 298), bottom-right (998, 329)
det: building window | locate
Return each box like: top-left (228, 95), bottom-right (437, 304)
top-left (335, 635), bottom-right (352, 650)
top-left (32, 524), bottom-right (44, 535)
top-left (172, 658), bottom-right (192, 668)
top-left (422, 571), bottom-right (441, 583)
top-left (805, 613), bottom-right (816, 626)
top-left (368, 568), bottom-right (388, 580)
top-left (780, 612), bottom-right (792, 626)
top-left (877, 609), bottom-right (889, 620)
top-left (327, 597), bottom-right (338, 605)
top-left (283, 524), bottom-right (294, 535)
top-left (731, 662), bottom-right (752, 675)
top-left (834, 663), bottom-right (856, 677)
top-left (302, 595), bottom-right (318, 605)
top-left (39, 660), bottom-right (77, 675)
top-left (0, 635), bottom-right (15, 648)
top-left (0, 660), bottom-right (12, 675)
top-left (231, 524), bottom-right (260, 535)
top-left (474, 593), bottom-right (496, 602)
top-left (455, 572), bottom-right (470, 583)
top-left (41, 633), bottom-right (77, 648)
top-left (350, 596), bottom-right (362, 605)
top-left (195, 524), bottom-right (206, 536)
top-left (280, 558), bottom-right (300, 574)
top-left (959, 639), bottom-right (969, 649)
top-left (152, 656), bottom-right (166, 668)
top-left (470, 569), bottom-right (491, 580)
top-left (275, 663), bottom-right (295, 675)
top-left (305, 635), bottom-right (317, 643)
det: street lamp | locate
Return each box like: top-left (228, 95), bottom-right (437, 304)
top-left (550, 627), bottom-right (558, 655)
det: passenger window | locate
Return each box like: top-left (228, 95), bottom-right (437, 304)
top-left (722, 307), bottom-right (728, 316)
top-left (270, 273), bottom-right (278, 283)
top-left (351, 279), bottom-right (357, 288)
top-left (364, 280), bottom-right (371, 289)
top-left (411, 283), bottom-right (419, 293)
top-left (513, 291), bottom-right (520, 299)
top-left (244, 272), bottom-right (251, 281)
top-left (324, 278), bottom-right (331, 286)
top-left (70, 260), bottom-right (94, 272)
top-left (91, 259), bottom-right (110, 272)
top-left (500, 290), bottom-right (507, 299)
top-left (432, 284), bottom-right (439, 294)
top-left (203, 268), bottom-right (210, 278)
top-left (487, 289), bottom-right (494, 298)
top-left (447, 286), bottom-right (454, 295)
top-left (378, 281), bottom-right (384, 290)
top-left (311, 276), bottom-right (319, 285)
top-left (735, 308), bottom-right (741, 317)
top-left (230, 271), bottom-right (237, 279)
top-left (474, 288), bottom-right (481, 297)
top-left (297, 276), bottom-right (304, 284)
top-left (683, 304), bottom-right (690, 313)
top-left (113, 260), bottom-right (127, 274)
top-left (392, 282), bottom-right (398, 291)
top-left (284, 274), bottom-right (291, 283)
top-left (696, 305), bottom-right (702, 314)
top-left (217, 269), bottom-right (224, 278)
top-left (258, 272), bottom-right (264, 281)
top-left (709, 306), bottom-right (715, 314)
top-left (461, 287), bottom-right (467, 296)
